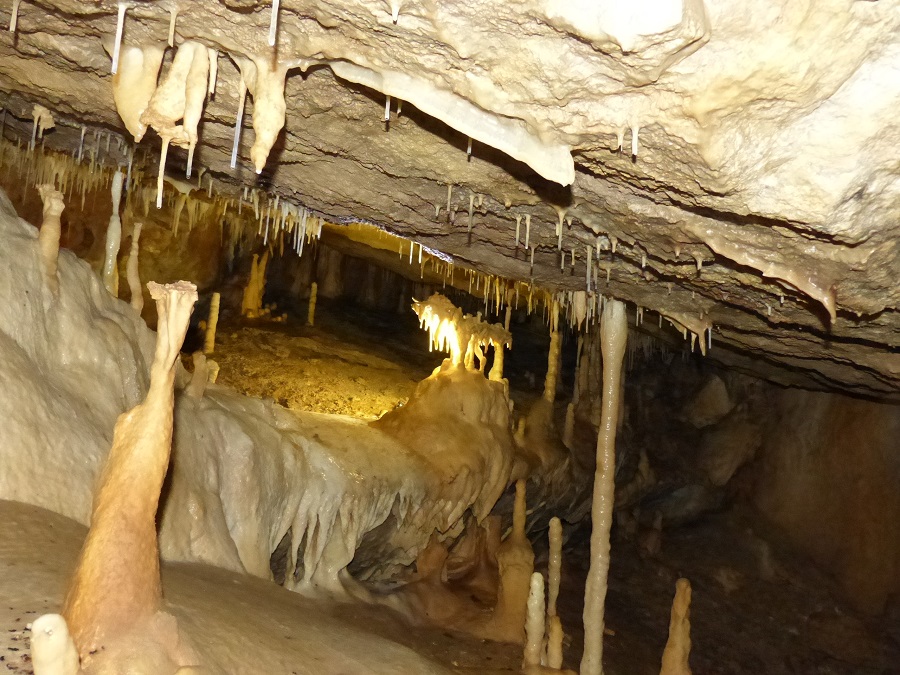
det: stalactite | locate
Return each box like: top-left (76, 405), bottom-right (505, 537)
top-left (111, 2), bottom-right (127, 74)
top-left (268, 0), bottom-right (280, 46)
top-left (232, 55), bottom-right (289, 174)
top-left (8, 0), bottom-right (21, 33)
top-left (231, 76), bottom-right (247, 169)
top-left (581, 298), bottom-right (628, 675)
top-left (168, 5), bottom-right (177, 46)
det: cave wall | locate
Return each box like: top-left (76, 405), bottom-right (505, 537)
top-left (752, 388), bottom-right (900, 615)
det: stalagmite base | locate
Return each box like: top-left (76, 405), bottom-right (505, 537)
top-left (660, 579), bottom-right (692, 675)
top-left (62, 281), bottom-right (199, 668)
top-left (581, 298), bottom-right (628, 675)
top-left (484, 479), bottom-right (534, 643)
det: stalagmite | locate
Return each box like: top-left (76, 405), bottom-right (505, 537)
top-left (523, 572), bottom-right (546, 668)
top-left (660, 579), bottom-right (692, 675)
top-left (581, 297), bottom-right (628, 675)
top-left (112, 46), bottom-right (165, 142)
top-left (111, 2), bottom-right (127, 74)
top-left (562, 401), bottom-right (576, 449)
top-left (548, 516), bottom-right (562, 618)
top-left (547, 615), bottom-right (564, 670)
top-left (102, 171), bottom-right (124, 296)
top-left (36, 184), bottom-right (64, 295)
top-left (30, 614), bottom-right (79, 675)
top-left (543, 300), bottom-right (561, 404)
top-left (486, 479), bottom-right (534, 643)
top-left (307, 282), bottom-right (318, 326)
top-left (62, 280), bottom-right (198, 665)
top-left (126, 221), bottom-right (143, 313)
top-left (204, 291), bottom-right (220, 353)
top-left (186, 352), bottom-right (209, 399)
top-left (489, 338), bottom-right (505, 381)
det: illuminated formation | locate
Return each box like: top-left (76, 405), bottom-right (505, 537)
top-left (412, 293), bottom-right (511, 380)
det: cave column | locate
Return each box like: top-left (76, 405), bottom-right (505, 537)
top-left (581, 298), bottom-right (627, 675)
top-left (543, 299), bottom-right (561, 403)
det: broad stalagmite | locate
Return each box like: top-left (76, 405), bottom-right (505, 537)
top-left (62, 281), bottom-right (198, 665)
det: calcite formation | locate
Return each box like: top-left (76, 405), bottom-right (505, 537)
top-left (0, 0), bottom-right (895, 397)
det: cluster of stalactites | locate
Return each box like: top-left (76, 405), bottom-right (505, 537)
top-left (412, 293), bottom-right (511, 379)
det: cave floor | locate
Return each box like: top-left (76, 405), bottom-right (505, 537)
top-left (4, 498), bottom-right (894, 674)
top-left (554, 507), bottom-right (900, 675)
top-left (203, 297), bottom-right (551, 420)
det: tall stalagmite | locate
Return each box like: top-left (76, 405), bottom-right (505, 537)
top-left (581, 298), bottom-right (628, 675)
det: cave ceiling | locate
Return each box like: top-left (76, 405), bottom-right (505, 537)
top-left (1, 0), bottom-right (899, 397)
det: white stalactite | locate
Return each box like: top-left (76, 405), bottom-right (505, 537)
top-left (231, 76), bottom-right (247, 169)
top-left (9, 0), bottom-right (20, 32)
top-left (111, 3), bottom-right (127, 74)
top-left (268, 0), bottom-right (280, 46)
